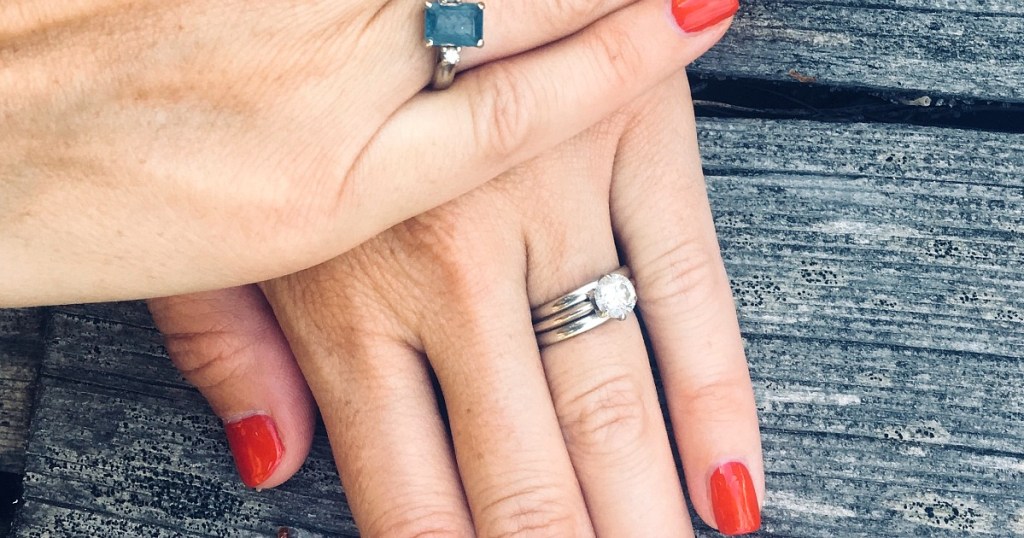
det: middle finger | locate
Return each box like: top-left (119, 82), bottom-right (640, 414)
top-left (408, 204), bottom-right (594, 536)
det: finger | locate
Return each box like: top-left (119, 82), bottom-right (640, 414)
top-left (522, 132), bottom-right (692, 536)
top-left (409, 230), bottom-right (593, 537)
top-left (147, 286), bottom-right (315, 489)
top-left (261, 267), bottom-right (475, 537)
top-left (343, 0), bottom-right (734, 246)
top-left (611, 74), bottom-right (764, 535)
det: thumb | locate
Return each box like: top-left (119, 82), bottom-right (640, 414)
top-left (148, 285), bottom-right (316, 489)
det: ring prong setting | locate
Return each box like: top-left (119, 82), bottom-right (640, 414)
top-left (592, 273), bottom-right (637, 321)
top-left (531, 267), bottom-right (636, 347)
top-left (424, 0), bottom-right (485, 48)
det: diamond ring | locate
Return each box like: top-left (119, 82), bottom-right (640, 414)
top-left (532, 267), bottom-right (638, 347)
top-left (424, 0), bottom-right (485, 90)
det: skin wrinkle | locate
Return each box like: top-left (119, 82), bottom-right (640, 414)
top-left (6, 2), bottom-right (196, 107)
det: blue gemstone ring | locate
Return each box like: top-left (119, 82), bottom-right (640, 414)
top-left (424, 0), bottom-right (485, 90)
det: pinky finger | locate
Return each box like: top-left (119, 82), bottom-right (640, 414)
top-left (148, 285), bottom-right (316, 489)
top-left (611, 75), bottom-right (764, 535)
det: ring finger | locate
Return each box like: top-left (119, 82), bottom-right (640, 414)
top-left (522, 130), bottom-right (692, 536)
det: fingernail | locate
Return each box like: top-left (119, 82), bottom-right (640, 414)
top-left (225, 414), bottom-right (284, 488)
top-left (709, 461), bottom-right (761, 535)
top-left (671, 0), bottom-right (739, 33)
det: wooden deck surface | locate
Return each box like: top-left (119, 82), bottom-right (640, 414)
top-left (2, 0), bottom-right (1022, 535)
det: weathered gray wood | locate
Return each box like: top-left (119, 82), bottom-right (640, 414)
top-left (8, 118), bottom-right (1022, 537)
top-left (705, 119), bottom-right (1024, 536)
top-left (16, 303), bottom-right (358, 537)
top-left (0, 308), bottom-right (44, 474)
top-left (694, 0), bottom-right (1024, 102)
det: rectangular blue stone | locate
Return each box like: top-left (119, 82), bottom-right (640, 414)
top-left (425, 2), bottom-right (484, 48)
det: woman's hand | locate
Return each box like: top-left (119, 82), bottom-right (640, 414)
top-left (149, 74), bottom-right (763, 536)
top-left (0, 0), bottom-right (736, 306)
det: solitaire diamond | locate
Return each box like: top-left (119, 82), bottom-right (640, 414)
top-left (592, 273), bottom-right (636, 320)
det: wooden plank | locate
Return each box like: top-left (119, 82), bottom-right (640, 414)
top-left (16, 303), bottom-right (358, 537)
top-left (12, 119), bottom-right (1024, 536)
top-left (693, 0), bottom-right (1024, 102)
top-left (0, 308), bottom-right (44, 474)
top-left (702, 118), bottom-right (1024, 536)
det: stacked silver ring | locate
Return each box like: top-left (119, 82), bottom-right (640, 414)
top-left (532, 267), bottom-right (638, 347)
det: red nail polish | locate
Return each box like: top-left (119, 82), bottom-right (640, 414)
top-left (709, 461), bottom-right (761, 535)
top-left (671, 0), bottom-right (739, 33)
top-left (225, 414), bottom-right (284, 488)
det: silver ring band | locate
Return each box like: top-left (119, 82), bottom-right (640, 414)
top-left (431, 46), bottom-right (460, 90)
top-left (531, 267), bottom-right (631, 322)
top-left (532, 267), bottom-right (637, 347)
top-left (532, 300), bottom-right (595, 334)
top-left (536, 313), bottom-right (613, 347)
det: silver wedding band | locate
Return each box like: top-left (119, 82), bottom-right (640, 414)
top-left (532, 267), bottom-right (637, 347)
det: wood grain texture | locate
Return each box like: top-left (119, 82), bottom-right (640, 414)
top-left (8, 118), bottom-right (1022, 536)
top-left (0, 308), bottom-right (45, 474)
top-left (15, 303), bottom-right (357, 538)
top-left (693, 0), bottom-right (1024, 102)
top-left (700, 118), bottom-right (1024, 536)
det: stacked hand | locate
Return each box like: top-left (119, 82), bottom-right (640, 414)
top-left (149, 75), bottom-right (763, 536)
top-left (2, 0), bottom-right (732, 305)
top-left (2, 0), bottom-right (761, 534)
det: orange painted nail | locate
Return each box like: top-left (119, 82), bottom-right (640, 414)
top-left (671, 0), bottom-right (739, 33)
top-left (225, 414), bottom-right (284, 488)
top-left (709, 461), bottom-right (761, 535)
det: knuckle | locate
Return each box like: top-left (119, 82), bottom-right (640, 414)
top-left (410, 247), bottom-right (484, 305)
top-left (440, 258), bottom-right (497, 310)
top-left (678, 375), bottom-right (751, 417)
top-left (478, 482), bottom-right (582, 538)
top-left (366, 503), bottom-right (468, 538)
top-left (543, 0), bottom-right (603, 34)
top-left (400, 211), bottom-right (474, 267)
top-left (556, 372), bottom-right (648, 456)
top-left (637, 236), bottom-right (725, 315)
top-left (471, 63), bottom-right (536, 160)
top-left (266, 259), bottom-right (411, 349)
top-left (162, 329), bottom-right (254, 392)
top-left (384, 205), bottom-right (523, 336)
top-left (586, 22), bottom-right (646, 91)
top-left (397, 213), bottom-right (501, 310)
